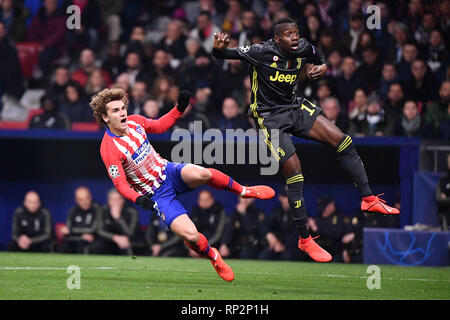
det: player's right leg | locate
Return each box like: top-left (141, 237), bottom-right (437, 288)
top-left (307, 114), bottom-right (399, 215)
top-left (179, 163), bottom-right (274, 200)
top-left (281, 154), bottom-right (332, 263)
top-left (170, 214), bottom-right (234, 282)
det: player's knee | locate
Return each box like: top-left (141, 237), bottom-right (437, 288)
top-left (198, 167), bottom-right (212, 182)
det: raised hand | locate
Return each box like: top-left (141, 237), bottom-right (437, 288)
top-left (213, 32), bottom-right (230, 50)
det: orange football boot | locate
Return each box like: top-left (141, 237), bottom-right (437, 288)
top-left (240, 186), bottom-right (275, 200)
top-left (298, 236), bottom-right (332, 262)
top-left (210, 248), bottom-right (235, 282)
top-left (361, 193), bottom-right (400, 215)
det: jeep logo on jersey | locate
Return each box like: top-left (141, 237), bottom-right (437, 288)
top-left (239, 45), bottom-right (250, 53)
top-left (269, 71), bottom-right (297, 84)
top-left (131, 140), bottom-right (151, 165)
top-left (108, 165), bottom-right (120, 179)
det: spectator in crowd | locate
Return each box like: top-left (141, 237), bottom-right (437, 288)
top-left (85, 68), bottom-right (107, 96)
top-left (189, 190), bottom-right (226, 257)
top-left (46, 66), bottom-right (70, 106)
top-left (425, 81), bottom-right (450, 138)
top-left (141, 99), bottom-right (159, 119)
top-left (148, 49), bottom-right (177, 88)
top-left (171, 85), bottom-right (211, 133)
top-left (120, 51), bottom-right (149, 87)
top-left (213, 97), bottom-right (251, 132)
top-left (341, 212), bottom-right (364, 263)
top-left (404, 59), bottom-right (439, 106)
top-left (145, 214), bottom-right (187, 257)
top-left (91, 189), bottom-right (139, 255)
top-left (354, 31), bottom-right (377, 61)
top-left (71, 48), bottom-right (112, 89)
top-left (128, 81), bottom-right (149, 115)
top-left (259, 187), bottom-right (300, 261)
top-left (0, 20), bottom-right (24, 117)
top-left (6, 191), bottom-right (53, 253)
top-left (219, 197), bottom-right (266, 260)
top-left (60, 81), bottom-right (92, 123)
top-left (101, 40), bottom-right (123, 81)
top-left (179, 47), bottom-right (221, 101)
top-left (384, 82), bottom-right (405, 122)
top-left (221, 0), bottom-right (243, 34)
top-left (65, 0), bottom-right (101, 57)
top-left (396, 42), bottom-right (419, 83)
top-left (158, 19), bottom-right (188, 61)
top-left (313, 79), bottom-right (333, 107)
top-left (348, 87), bottom-right (367, 121)
top-left (326, 49), bottom-right (342, 77)
top-left (404, 0), bottom-right (423, 34)
top-left (236, 9), bottom-right (262, 47)
top-left (357, 45), bottom-right (383, 93)
top-left (151, 75), bottom-right (175, 111)
top-left (321, 97), bottom-right (349, 134)
top-left (97, 0), bottom-right (123, 42)
top-left (338, 13), bottom-right (365, 56)
top-left (304, 14), bottom-right (322, 48)
top-left (435, 153), bottom-right (450, 230)
top-left (27, 0), bottom-right (67, 74)
top-left (349, 93), bottom-right (394, 137)
top-left (427, 29), bottom-right (448, 74)
top-left (414, 11), bottom-right (438, 46)
top-left (333, 0), bottom-right (363, 35)
top-left (379, 63), bottom-right (400, 101)
top-left (59, 186), bottom-right (101, 254)
top-left (306, 195), bottom-right (348, 262)
top-left (336, 56), bottom-right (367, 112)
top-left (394, 100), bottom-right (424, 137)
top-left (29, 94), bottom-right (70, 130)
top-left (385, 22), bottom-right (410, 64)
top-left (189, 10), bottom-right (220, 53)
top-left (317, 28), bottom-right (336, 59)
top-left (220, 58), bottom-right (248, 106)
top-left (0, 0), bottom-right (28, 42)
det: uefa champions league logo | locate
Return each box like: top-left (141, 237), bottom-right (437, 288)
top-left (376, 231), bottom-right (436, 266)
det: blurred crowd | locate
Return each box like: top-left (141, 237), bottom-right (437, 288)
top-left (0, 0), bottom-right (448, 140)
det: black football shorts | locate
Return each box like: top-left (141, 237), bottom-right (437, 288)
top-left (253, 98), bottom-right (323, 164)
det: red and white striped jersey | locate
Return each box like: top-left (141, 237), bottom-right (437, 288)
top-left (100, 108), bottom-right (183, 203)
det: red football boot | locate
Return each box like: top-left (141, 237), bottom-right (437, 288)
top-left (240, 186), bottom-right (275, 200)
top-left (361, 193), bottom-right (400, 215)
top-left (298, 236), bottom-right (332, 262)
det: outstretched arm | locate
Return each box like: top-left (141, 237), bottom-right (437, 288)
top-left (145, 91), bottom-right (191, 134)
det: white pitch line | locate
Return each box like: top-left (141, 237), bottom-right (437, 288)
top-left (0, 267), bottom-right (448, 283)
top-left (0, 267), bottom-right (116, 270)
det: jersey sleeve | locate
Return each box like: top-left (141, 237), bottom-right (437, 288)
top-left (301, 39), bottom-right (326, 65)
top-left (100, 140), bottom-right (141, 203)
top-left (129, 108), bottom-right (183, 134)
top-left (213, 43), bottom-right (264, 66)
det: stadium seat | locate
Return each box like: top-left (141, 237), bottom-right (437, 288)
top-left (15, 42), bottom-right (41, 79)
top-left (26, 108), bottom-right (44, 125)
top-left (0, 121), bottom-right (28, 129)
top-left (71, 122), bottom-right (100, 132)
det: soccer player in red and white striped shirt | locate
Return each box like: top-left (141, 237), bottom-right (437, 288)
top-left (90, 88), bottom-right (274, 281)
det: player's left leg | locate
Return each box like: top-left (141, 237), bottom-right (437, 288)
top-left (307, 114), bottom-right (399, 215)
top-left (170, 214), bottom-right (234, 282)
top-left (179, 163), bottom-right (275, 199)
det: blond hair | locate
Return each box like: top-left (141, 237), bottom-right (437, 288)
top-left (89, 88), bottom-right (128, 126)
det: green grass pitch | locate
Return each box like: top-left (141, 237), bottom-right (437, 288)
top-left (0, 252), bottom-right (449, 300)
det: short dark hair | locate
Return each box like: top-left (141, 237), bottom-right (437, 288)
top-left (272, 17), bottom-right (297, 36)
